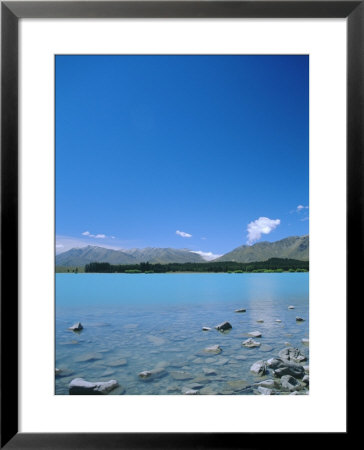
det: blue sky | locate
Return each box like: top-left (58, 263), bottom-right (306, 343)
top-left (56, 55), bottom-right (309, 258)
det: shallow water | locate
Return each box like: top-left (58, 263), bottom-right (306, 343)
top-left (55, 273), bottom-right (309, 395)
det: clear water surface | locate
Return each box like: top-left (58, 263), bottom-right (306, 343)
top-left (56, 273), bottom-right (309, 395)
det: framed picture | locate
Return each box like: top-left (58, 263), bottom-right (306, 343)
top-left (1, 0), bottom-right (355, 447)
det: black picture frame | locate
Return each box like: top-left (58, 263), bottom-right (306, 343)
top-left (1, 1), bottom-right (356, 448)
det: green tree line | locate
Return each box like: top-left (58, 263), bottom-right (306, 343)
top-left (84, 258), bottom-right (309, 274)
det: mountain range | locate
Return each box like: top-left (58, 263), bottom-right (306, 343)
top-left (56, 235), bottom-right (309, 267)
top-left (215, 235), bottom-right (309, 263)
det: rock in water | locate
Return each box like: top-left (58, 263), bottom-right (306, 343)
top-left (256, 319), bottom-right (264, 323)
top-left (204, 344), bottom-right (222, 354)
top-left (242, 338), bottom-right (261, 348)
top-left (248, 331), bottom-right (262, 338)
top-left (235, 308), bottom-right (246, 313)
top-left (203, 368), bottom-right (217, 376)
top-left (215, 321), bottom-right (232, 332)
top-left (170, 371), bottom-right (193, 381)
top-left (257, 386), bottom-right (274, 395)
top-left (202, 327), bottom-right (212, 331)
top-left (267, 357), bottom-right (305, 379)
top-left (69, 378), bottom-right (118, 395)
top-left (275, 319), bottom-right (282, 322)
top-left (302, 338), bottom-right (309, 345)
top-left (250, 360), bottom-right (267, 376)
top-left (183, 389), bottom-right (199, 395)
top-left (296, 316), bottom-right (305, 322)
top-left (278, 347), bottom-right (307, 363)
top-left (257, 379), bottom-right (276, 388)
top-left (302, 375), bottom-right (309, 386)
top-left (138, 368), bottom-right (167, 381)
top-left (69, 322), bottom-right (83, 331)
top-left (280, 375), bottom-right (302, 392)
top-left (288, 306), bottom-right (295, 309)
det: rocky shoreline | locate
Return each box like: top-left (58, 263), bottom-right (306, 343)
top-left (59, 304), bottom-right (309, 395)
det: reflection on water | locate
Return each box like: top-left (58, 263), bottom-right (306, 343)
top-left (56, 273), bottom-right (309, 395)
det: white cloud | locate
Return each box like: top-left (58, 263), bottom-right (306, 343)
top-left (190, 250), bottom-right (222, 261)
top-left (297, 205), bottom-right (309, 212)
top-left (82, 231), bottom-right (106, 239)
top-left (56, 244), bottom-right (64, 248)
top-left (176, 230), bottom-right (192, 238)
top-left (246, 217), bottom-right (281, 245)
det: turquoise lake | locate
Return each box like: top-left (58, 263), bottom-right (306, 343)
top-left (55, 273), bottom-right (309, 395)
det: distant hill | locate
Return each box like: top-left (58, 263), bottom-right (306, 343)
top-left (55, 245), bottom-right (205, 266)
top-left (215, 235), bottom-right (309, 263)
top-left (122, 247), bottom-right (205, 264)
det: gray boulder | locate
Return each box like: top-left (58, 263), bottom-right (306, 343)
top-left (267, 357), bottom-right (305, 379)
top-left (69, 378), bottom-right (118, 395)
top-left (69, 322), bottom-right (83, 331)
top-left (202, 327), bottom-right (212, 331)
top-left (215, 321), bottom-right (232, 331)
top-left (302, 375), bottom-right (309, 386)
top-left (248, 331), bottom-right (262, 338)
top-left (280, 375), bottom-right (302, 392)
top-left (278, 347), bottom-right (307, 363)
top-left (242, 338), bottom-right (261, 348)
top-left (296, 316), bottom-right (305, 322)
top-left (250, 360), bottom-right (267, 376)
top-left (288, 306), bottom-right (295, 309)
top-left (235, 308), bottom-right (246, 313)
top-left (257, 386), bottom-right (274, 395)
top-left (204, 344), bottom-right (222, 354)
top-left (302, 338), bottom-right (309, 345)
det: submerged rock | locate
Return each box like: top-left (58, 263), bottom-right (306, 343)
top-left (204, 344), bottom-right (222, 354)
top-left (302, 338), bottom-right (309, 345)
top-left (147, 335), bottom-right (165, 345)
top-left (170, 371), bottom-right (194, 381)
top-left (69, 322), bottom-right (83, 331)
top-left (215, 321), bottom-right (232, 332)
top-left (250, 360), bottom-right (267, 376)
top-left (203, 368), bottom-right (217, 376)
top-left (248, 331), bottom-right (262, 338)
top-left (278, 347), bottom-right (307, 363)
top-left (109, 359), bottom-right (127, 367)
top-left (69, 378), bottom-right (118, 395)
top-left (74, 352), bottom-right (103, 363)
top-left (138, 368), bottom-right (167, 381)
top-left (214, 357), bottom-right (229, 365)
top-left (227, 380), bottom-right (248, 391)
top-left (256, 319), bottom-right (264, 323)
top-left (260, 344), bottom-right (273, 352)
top-left (235, 308), bottom-right (246, 313)
top-left (242, 338), bottom-right (261, 348)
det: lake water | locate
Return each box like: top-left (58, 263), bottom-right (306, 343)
top-left (55, 273), bottom-right (309, 395)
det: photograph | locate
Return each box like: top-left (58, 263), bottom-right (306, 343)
top-left (55, 54), bottom-right (309, 396)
